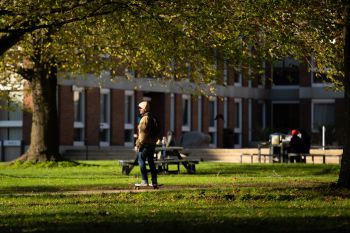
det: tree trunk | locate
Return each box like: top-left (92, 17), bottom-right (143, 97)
top-left (337, 4), bottom-right (350, 188)
top-left (17, 63), bottom-right (62, 162)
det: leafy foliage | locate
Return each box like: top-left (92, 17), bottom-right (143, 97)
top-left (0, 1), bottom-right (346, 91)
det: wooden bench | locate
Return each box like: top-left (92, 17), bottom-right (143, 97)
top-left (240, 153), bottom-right (272, 163)
top-left (240, 153), bottom-right (342, 164)
top-left (287, 153), bottom-right (307, 163)
top-left (119, 158), bottom-right (200, 175)
top-left (287, 153), bottom-right (343, 164)
top-left (305, 153), bottom-right (342, 164)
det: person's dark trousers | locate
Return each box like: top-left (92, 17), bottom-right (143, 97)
top-left (137, 144), bottom-right (157, 185)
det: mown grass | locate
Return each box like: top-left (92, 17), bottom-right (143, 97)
top-left (0, 161), bottom-right (349, 233)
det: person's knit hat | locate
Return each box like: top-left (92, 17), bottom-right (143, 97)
top-left (291, 129), bottom-right (299, 136)
top-left (138, 101), bottom-right (150, 111)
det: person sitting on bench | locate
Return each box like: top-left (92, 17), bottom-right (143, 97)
top-left (288, 129), bottom-right (303, 163)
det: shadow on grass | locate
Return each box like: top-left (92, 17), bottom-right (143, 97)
top-left (6, 160), bottom-right (102, 168)
top-left (1, 214), bottom-right (349, 233)
top-left (0, 183), bottom-right (132, 194)
top-left (196, 163), bottom-right (340, 176)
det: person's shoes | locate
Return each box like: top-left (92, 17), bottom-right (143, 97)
top-left (150, 183), bottom-right (158, 189)
top-left (139, 180), bottom-right (148, 186)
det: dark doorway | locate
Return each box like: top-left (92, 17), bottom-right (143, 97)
top-left (272, 103), bottom-right (299, 133)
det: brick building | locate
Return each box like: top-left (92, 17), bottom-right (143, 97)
top-left (0, 57), bottom-right (344, 161)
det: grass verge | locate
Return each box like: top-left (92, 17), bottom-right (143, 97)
top-left (0, 161), bottom-right (349, 233)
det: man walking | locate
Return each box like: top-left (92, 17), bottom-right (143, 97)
top-left (135, 101), bottom-right (158, 188)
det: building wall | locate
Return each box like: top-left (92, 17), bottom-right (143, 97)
top-left (242, 98), bottom-right (249, 147)
top-left (85, 88), bottom-right (100, 145)
top-left (174, 93), bottom-right (183, 142)
top-left (201, 97), bottom-right (209, 134)
top-left (2, 56), bottom-right (345, 156)
top-left (299, 99), bottom-right (311, 133)
top-left (59, 85), bottom-right (74, 145)
top-left (191, 97), bottom-right (199, 131)
top-left (164, 93), bottom-right (171, 135)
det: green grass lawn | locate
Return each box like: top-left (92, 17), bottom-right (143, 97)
top-left (0, 161), bottom-right (349, 233)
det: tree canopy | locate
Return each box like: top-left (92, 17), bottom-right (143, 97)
top-left (1, 0), bottom-right (345, 83)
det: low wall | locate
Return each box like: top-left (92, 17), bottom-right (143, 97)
top-left (62, 146), bottom-right (343, 164)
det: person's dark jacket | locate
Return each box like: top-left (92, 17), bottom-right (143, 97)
top-left (289, 135), bottom-right (303, 154)
top-left (300, 130), bottom-right (311, 154)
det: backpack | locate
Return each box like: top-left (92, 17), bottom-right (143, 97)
top-left (146, 113), bottom-right (160, 140)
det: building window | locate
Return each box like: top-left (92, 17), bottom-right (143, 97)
top-left (234, 99), bottom-right (242, 148)
top-left (100, 89), bottom-right (110, 146)
top-left (272, 101), bottom-right (299, 132)
top-left (234, 64), bottom-right (242, 86)
top-left (0, 100), bottom-right (22, 140)
top-left (208, 97), bottom-right (217, 147)
top-left (124, 90), bottom-right (135, 147)
top-left (73, 86), bottom-right (85, 146)
top-left (272, 57), bottom-right (299, 86)
top-left (252, 100), bottom-right (266, 141)
top-left (182, 94), bottom-right (191, 132)
top-left (312, 100), bottom-right (335, 132)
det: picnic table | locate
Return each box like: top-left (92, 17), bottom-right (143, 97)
top-left (119, 146), bottom-right (200, 175)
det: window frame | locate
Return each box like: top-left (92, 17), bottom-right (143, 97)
top-left (72, 85), bottom-right (85, 146)
top-left (182, 94), bottom-right (191, 132)
top-left (311, 99), bottom-right (336, 133)
top-left (310, 56), bottom-right (333, 88)
top-left (99, 88), bottom-right (110, 147)
top-left (271, 57), bottom-right (300, 88)
top-left (208, 97), bottom-right (217, 147)
top-left (124, 90), bottom-right (135, 147)
top-left (234, 98), bottom-right (242, 148)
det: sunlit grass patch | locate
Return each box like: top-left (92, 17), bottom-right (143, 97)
top-left (0, 161), bottom-right (348, 233)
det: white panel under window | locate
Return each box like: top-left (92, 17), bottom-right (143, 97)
top-left (234, 99), bottom-right (242, 148)
top-left (208, 97), bottom-right (217, 147)
top-left (100, 89), bottom-right (110, 146)
top-left (73, 87), bottom-right (85, 146)
top-left (182, 94), bottom-right (191, 132)
top-left (124, 90), bottom-right (135, 147)
top-left (312, 99), bottom-right (335, 132)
